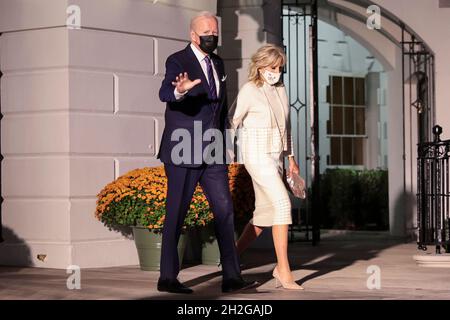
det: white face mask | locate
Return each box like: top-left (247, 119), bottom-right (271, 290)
top-left (262, 69), bottom-right (281, 85)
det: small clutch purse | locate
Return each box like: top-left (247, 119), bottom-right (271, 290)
top-left (284, 171), bottom-right (306, 199)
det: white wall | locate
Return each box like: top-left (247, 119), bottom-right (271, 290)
top-left (373, 0), bottom-right (450, 140)
top-left (0, 0), bottom-right (216, 268)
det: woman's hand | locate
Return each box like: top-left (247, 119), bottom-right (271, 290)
top-left (288, 156), bottom-right (300, 177)
top-left (172, 72), bottom-right (201, 93)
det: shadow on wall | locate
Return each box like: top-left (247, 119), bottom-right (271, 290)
top-left (392, 191), bottom-right (416, 240)
top-left (404, 191), bottom-right (418, 241)
top-left (0, 226), bottom-right (32, 270)
top-left (101, 224), bottom-right (134, 239)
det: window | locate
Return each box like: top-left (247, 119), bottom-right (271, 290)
top-left (326, 76), bottom-right (366, 166)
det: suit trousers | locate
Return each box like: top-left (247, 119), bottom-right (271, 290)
top-left (160, 163), bottom-right (241, 281)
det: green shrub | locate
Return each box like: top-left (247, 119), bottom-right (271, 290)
top-left (318, 168), bottom-right (389, 230)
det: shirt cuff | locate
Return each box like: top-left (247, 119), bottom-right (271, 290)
top-left (174, 88), bottom-right (188, 100)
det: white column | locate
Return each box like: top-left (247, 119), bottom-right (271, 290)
top-left (365, 72), bottom-right (381, 170)
top-left (386, 47), bottom-right (407, 237)
top-left (0, 0), bottom-right (216, 268)
top-left (218, 0), bottom-right (282, 104)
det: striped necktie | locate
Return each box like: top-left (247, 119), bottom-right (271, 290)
top-left (204, 55), bottom-right (218, 107)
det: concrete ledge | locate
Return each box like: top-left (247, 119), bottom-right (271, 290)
top-left (413, 253), bottom-right (450, 268)
top-left (0, 238), bottom-right (139, 269)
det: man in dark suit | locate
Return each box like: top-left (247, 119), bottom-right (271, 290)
top-left (157, 11), bottom-right (256, 294)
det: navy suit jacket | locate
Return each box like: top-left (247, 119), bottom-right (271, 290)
top-left (157, 44), bottom-right (228, 168)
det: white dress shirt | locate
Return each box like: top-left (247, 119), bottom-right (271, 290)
top-left (174, 43), bottom-right (220, 100)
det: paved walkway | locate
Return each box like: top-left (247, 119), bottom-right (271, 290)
top-left (1, 234), bottom-right (450, 300)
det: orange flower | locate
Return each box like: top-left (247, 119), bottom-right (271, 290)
top-left (95, 164), bottom-right (254, 232)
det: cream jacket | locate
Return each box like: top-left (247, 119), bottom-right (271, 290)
top-left (227, 81), bottom-right (294, 157)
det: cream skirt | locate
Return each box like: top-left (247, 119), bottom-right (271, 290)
top-left (242, 152), bottom-right (292, 227)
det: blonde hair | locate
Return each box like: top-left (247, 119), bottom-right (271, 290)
top-left (248, 44), bottom-right (286, 87)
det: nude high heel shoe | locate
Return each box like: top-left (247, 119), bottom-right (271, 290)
top-left (272, 267), bottom-right (304, 290)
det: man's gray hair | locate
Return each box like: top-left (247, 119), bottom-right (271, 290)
top-left (190, 11), bottom-right (218, 30)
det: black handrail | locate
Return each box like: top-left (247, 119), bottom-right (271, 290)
top-left (417, 125), bottom-right (450, 253)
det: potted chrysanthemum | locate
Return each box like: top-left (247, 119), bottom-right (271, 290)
top-left (95, 166), bottom-right (213, 271)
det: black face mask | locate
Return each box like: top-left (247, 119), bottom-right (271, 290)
top-left (197, 35), bottom-right (219, 54)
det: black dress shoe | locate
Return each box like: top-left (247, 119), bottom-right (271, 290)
top-left (157, 278), bottom-right (193, 294)
top-left (222, 277), bottom-right (258, 293)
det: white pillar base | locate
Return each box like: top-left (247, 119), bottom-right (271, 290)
top-left (413, 253), bottom-right (450, 268)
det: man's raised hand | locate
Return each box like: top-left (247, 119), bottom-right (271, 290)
top-left (172, 72), bottom-right (201, 94)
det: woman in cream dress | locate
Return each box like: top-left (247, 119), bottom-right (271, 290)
top-left (228, 44), bottom-right (303, 290)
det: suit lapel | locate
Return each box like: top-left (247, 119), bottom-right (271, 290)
top-left (185, 45), bottom-right (211, 96)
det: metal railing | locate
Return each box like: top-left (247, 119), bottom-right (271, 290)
top-left (417, 125), bottom-right (450, 253)
top-left (282, 0), bottom-right (321, 245)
